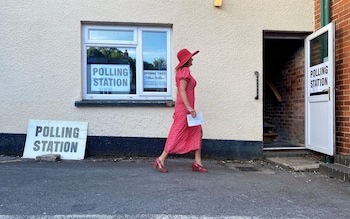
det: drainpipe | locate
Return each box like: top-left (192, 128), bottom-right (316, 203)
top-left (320, 0), bottom-right (333, 163)
top-left (320, 0), bottom-right (330, 27)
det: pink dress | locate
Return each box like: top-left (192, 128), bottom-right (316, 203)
top-left (164, 67), bottom-right (202, 154)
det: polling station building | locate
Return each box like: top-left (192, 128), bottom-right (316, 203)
top-left (1, 0), bottom-right (349, 161)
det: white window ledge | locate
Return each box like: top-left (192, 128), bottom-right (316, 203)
top-left (75, 100), bottom-right (174, 107)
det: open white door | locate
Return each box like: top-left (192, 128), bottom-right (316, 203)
top-left (305, 22), bottom-right (335, 156)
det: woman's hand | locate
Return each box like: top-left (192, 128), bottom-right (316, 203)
top-left (187, 106), bottom-right (197, 118)
top-left (190, 109), bottom-right (197, 118)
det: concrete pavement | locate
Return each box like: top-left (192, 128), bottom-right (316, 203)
top-left (1, 155), bottom-right (350, 219)
top-left (265, 156), bottom-right (320, 172)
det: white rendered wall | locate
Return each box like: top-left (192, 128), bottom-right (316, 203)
top-left (0, 0), bottom-right (314, 141)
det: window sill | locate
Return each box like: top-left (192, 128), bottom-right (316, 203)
top-left (75, 100), bottom-right (175, 107)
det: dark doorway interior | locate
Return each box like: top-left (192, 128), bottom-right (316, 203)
top-left (263, 31), bottom-right (312, 149)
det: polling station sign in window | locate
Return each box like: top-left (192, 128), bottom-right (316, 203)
top-left (309, 62), bottom-right (329, 95)
top-left (91, 64), bottom-right (131, 93)
top-left (23, 120), bottom-right (88, 160)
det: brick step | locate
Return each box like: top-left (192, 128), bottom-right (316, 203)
top-left (319, 162), bottom-right (350, 183)
top-left (263, 149), bottom-right (313, 158)
top-left (263, 133), bottom-right (279, 142)
top-left (334, 155), bottom-right (350, 167)
top-left (263, 123), bottom-right (274, 129)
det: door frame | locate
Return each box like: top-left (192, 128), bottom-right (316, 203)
top-left (263, 31), bottom-right (311, 150)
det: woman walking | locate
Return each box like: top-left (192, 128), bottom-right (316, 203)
top-left (153, 48), bottom-right (207, 173)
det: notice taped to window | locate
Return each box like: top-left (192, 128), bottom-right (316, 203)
top-left (91, 64), bottom-right (130, 92)
top-left (309, 62), bottom-right (329, 94)
top-left (143, 70), bottom-right (167, 89)
top-left (23, 120), bottom-right (88, 160)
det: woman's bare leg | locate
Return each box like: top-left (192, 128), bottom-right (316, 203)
top-left (194, 128), bottom-right (203, 166)
top-left (194, 149), bottom-right (203, 166)
top-left (158, 150), bottom-right (168, 166)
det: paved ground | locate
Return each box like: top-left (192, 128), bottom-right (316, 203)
top-left (265, 156), bottom-right (321, 172)
top-left (0, 155), bottom-right (350, 219)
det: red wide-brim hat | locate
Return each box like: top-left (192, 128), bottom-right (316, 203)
top-left (175, 48), bottom-right (199, 69)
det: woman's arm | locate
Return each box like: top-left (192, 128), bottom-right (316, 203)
top-left (179, 79), bottom-right (196, 118)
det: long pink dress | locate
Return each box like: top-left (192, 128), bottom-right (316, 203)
top-left (164, 67), bottom-right (202, 154)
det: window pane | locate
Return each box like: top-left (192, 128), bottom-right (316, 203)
top-left (86, 47), bottom-right (136, 94)
top-left (310, 32), bottom-right (328, 67)
top-left (88, 30), bottom-right (133, 41)
top-left (142, 31), bottom-right (167, 92)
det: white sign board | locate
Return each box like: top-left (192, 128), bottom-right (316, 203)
top-left (23, 120), bottom-right (88, 160)
top-left (143, 70), bottom-right (167, 88)
top-left (309, 62), bottom-right (329, 94)
top-left (91, 64), bottom-right (130, 92)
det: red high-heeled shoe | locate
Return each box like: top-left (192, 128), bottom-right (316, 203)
top-left (153, 158), bottom-right (168, 173)
top-left (192, 161), bottom-right (208, 172)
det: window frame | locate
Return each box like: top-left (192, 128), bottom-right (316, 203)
top-left (82, 24), bottom-right (172, 101)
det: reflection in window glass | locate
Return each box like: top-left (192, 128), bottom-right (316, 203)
top-left (89, 30), bottom-right (134, 41)
top-left (310, 32), bottom-right (328, 67)
top-left (86, 47), bottom-right (136, 94)
top-left (142, 31), bottom-right (167, 92)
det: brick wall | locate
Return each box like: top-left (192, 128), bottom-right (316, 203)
top-left (314, 0), bottom-right (350, 154)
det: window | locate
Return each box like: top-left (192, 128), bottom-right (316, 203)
top-left (82, 25), bottom-right (172, 100)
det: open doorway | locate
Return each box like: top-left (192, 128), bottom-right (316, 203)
top-left (263, 31), bottom-right (312, 149)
